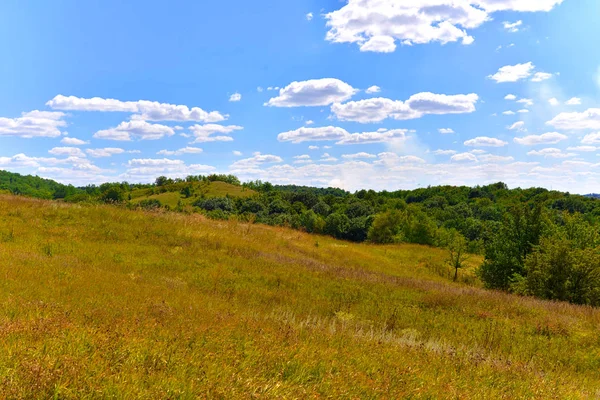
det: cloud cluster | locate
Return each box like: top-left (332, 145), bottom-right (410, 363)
top-left (277, 126), bottom-right (409, 145)
top-left (324, 0), bottom-right (563, 52)
top-left (0, 111), bottom-right (66, 138)
top-left (47, 95), bottom-right (226, 122)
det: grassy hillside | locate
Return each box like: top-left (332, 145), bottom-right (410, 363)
top-left (1, 196), bottom-right (600, 398)
top-left (130, 181), bottom-right (256, 208)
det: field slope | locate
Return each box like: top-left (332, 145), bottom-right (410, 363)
top-left (1, 195), bottom-right (600, 398)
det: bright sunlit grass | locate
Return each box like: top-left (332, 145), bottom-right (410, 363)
top-left (0, 195), bottom-right (599, 398)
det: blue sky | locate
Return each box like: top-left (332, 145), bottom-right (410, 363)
top-left (1, 0), bottom-right (600, 192)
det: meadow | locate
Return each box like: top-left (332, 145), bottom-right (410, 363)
top-left (1, 195), bottom-right (600, 398)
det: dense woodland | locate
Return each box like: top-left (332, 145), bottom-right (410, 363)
top-left (3, 169), bottom-right (600, 306)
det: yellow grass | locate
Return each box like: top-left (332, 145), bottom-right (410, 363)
top-left (0, 195), bottom-right (599, 398)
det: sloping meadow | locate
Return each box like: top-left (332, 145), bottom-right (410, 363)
top-left (0, 195), bottom-right (599, 398)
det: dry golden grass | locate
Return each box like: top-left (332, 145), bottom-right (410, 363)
top-left (1, 195), bottom-right (600, 398)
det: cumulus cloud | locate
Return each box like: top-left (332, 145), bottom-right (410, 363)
top-left (341, 152), bottom-right (377, 159)
top-left (306, 12), bottom-right (313, 21)
top-left (514, 132), bottom-right (568, 145)
top-left (464, 137), bottom-right (508, 147)
top-left (157, 147), bottom-right (203, 156)
top-left (48, 147), bottom-right (86, 158)
top-left (86, 148), bottom-right (126, 158)
top-left (548, 98), bottom-right (560, 106)
top-left (488, 62), bottom-right (535, 83)
top-left (61, 137), bottom-right (88, 145)
top-left (122, 158), bottom-right (215, 182)
top-left (527, 148), bottom-right (575, 158)
top-left (94, 120), bottom-right (176, 141)
top-left (230, 153), bottom-right (284, 171)
top-left (452, 153), bottom-right (479, 162)
top-left (233, 151), bottom-right (243, 156)
top-left (582, 132), bottom-right (600, 144)
top-left (503, 110), bottom-right (516, 115)
top-left (517, 98), bottom-right (534, 107)
top-left (323, 0), bottom-right (562, 52)
top-left (331, 93), bottom-right (478, 123)
top-left (265, 78), bottom-right (358, 107)
top-left (531, 72), bottom-right (554, 82)
top-left (567, 146), bottom-right (597, 152)
top-left (365, 85), bottom-right (381, 94)
top-left (277, 126), bottom-right (408, 145)
top-left (188, 124), bottom-right (243, 143)
top-left (47, 95), bottom-right (226, 122)
top-left (0, 111), bottom-right (66, 138)
top-left (566, 97), bottom-right (582, 105)
top-left (504, 94), bottom-right (517, 100)
top-left (433, 149), bottom-right (457, 156)
top-left (229, 93), bottom-right (242, 102)
top-left (547, 109), bottom-right (600, 130)
top-left (508, 121), bottom-right (526, 131)
top-left (439, 128), bottom-right (455, 134)
top-left (503, 20), bottom-right (522, 32)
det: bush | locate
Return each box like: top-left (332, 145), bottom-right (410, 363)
top-left (194, 197), bottom-right (234, 212)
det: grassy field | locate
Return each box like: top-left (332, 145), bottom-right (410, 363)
top-left (130, 181), bottom-right (256, 208)
top-left (1, 195), bottom-right (600, 398)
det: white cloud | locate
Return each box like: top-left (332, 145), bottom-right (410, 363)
top-left (277, 126), bottom-right (409, 145)
top-left (122, 158), bottom-right (215, 182)
top-left (503, 110), bottom-right (516, 115)
top-left (229, 93), bottom-right (242, 102)
top-left (86, 148), bottom-right (126, 158)
top-left (257, 87), bottom-right (264, 93)
top-left (528, 148), bottom-right (575, 158)
top-left (438, 128), bottom-right (455, 134)
top-left (517, 98), bottom-right (534, 107)
top-left (360, 36), bottom-right (397, 53)
top-left (188, 124), bottom-right (243, 143)
top-left (452, 153), bottom-right (479, 162)
top-left (48, 147), bottom-right (86, 158)
top-left (518, 109), bottom-right (530, 114)
top-left (61, 137), bottom-right (88, 145)
top-left (514, 132), bottom-right (568, 145)
top-left (567, 146), bottom-right (597, 152)
top-left (308, 145), bottom-right (319, 150)
top-left (94, 120), bottom-right (176, 141)
top-left (566, 97), bottom-right (582, 105)
top-left (548, 98), bottom-right (559, 106)
top-left (504, 94), bottom-right (517, 100)
top-left (230, 154), bottom-right (283, 171)
top-left (0, 111), bottom-right (66, 138)
top-left (324, 0), bottom-right (562, 52)
top-left (265, 78), bottom-right (358, 107)
top-left (464, 137), bottom-right (508, 147)
top-left (331, 93), bottom-right (478, 123)
top-left (157, 147), bottom-right (203, 156)
top-left (341, 152), bottom-right (377, 159)
top-left (293, 155), bottom-right (313, 164)
top-left (479, 154), bottom-right (514, 163)
top-left (277, 126), bottom-right (348, 143)
top-left (508, 121), bottom-right (526, 131)
top-left (306, 12), bottom-right (313, 21)
top-left (582, 132), bottom-right (600, 144)
top-left (365, 85), bottom-right (381, 94)
top-left (331, 98), bottom-right (416, 123)
top-left (433, 149), bottom-right (457, 156)
top-left (233, 151), bottom-right (243, 156)
top-left (305, 120), bottom-right (314, 125)
top-left (503, 20), bottom-right (522, 32)
top-left (531, 72), bottom-right (554, 82)
top-left (488, 62), bottom-right (535, 83)
top-left (547, 109), bottom-right (600, 130)
top-left (47, 95), bottom-right (226, 122)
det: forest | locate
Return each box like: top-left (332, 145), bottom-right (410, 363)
top-left (2, 169), bottom-right (600, 306)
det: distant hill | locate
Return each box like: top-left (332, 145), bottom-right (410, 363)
top-left (585, 194), bottom-right (600, 199)
top-left (0, 169), bottom-right (79, 199)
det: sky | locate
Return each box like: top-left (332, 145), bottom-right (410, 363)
top-left (1, 0), bottom-right (600, 193)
